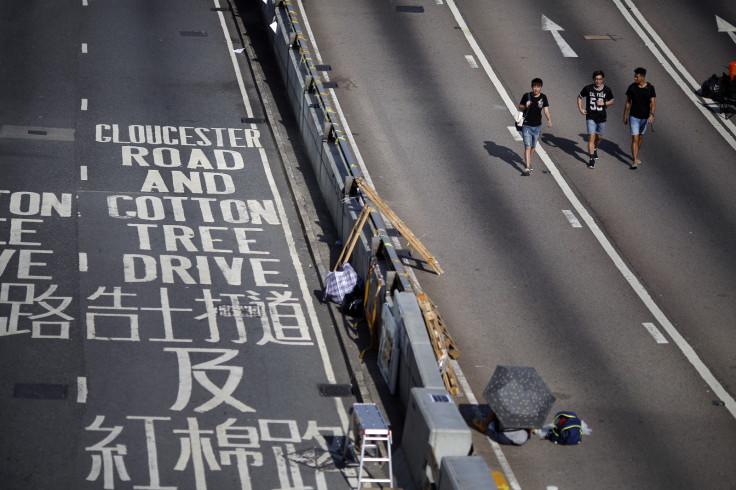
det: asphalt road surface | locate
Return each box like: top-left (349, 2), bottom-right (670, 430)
top-left (0, 1), bottom-right (358, 489)
top-left (295, 0), bottom-right (736, 488)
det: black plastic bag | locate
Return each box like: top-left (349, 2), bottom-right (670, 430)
top-left (339, 287), bottom-right (364, 317)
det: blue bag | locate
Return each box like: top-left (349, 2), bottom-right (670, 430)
top-left (548, 411), bottom-right (583, 445)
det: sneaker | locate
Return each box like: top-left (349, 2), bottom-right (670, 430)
top-left (588, 158), bottom-right (595, 168)
top-left (523, 167), bottom-right (530, 176)
top-left (630, 163), bottom-right (638, 169)
top-left (593, 149), bottom-right (599, 160)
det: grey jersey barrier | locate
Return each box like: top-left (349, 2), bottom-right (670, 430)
top-left (243, 1), bottom-right (495, 486)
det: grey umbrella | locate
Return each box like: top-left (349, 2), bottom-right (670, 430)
top-left (482, 365), bottom-right (556, 430)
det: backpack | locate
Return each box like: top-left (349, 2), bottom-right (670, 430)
top-left (701, 74), bottom-right (722, 98)
top-left (548, 411), bottom-right (583, 445)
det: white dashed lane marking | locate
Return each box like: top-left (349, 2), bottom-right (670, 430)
top-left (643, 322), bottom-right (668, 344)
top-left (563, 209), bottom-right (582, 228)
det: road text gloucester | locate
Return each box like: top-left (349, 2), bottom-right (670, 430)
top-left (95, 124), bottom-right (262, 148)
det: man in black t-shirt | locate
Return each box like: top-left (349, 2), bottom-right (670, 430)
top-left (577, 70), bottom-right (615, 168)
top-left (623, 67), bottom-right (656, 169)
top-left (518, 78), bottom-right (552, 176)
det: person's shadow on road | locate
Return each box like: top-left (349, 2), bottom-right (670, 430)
top-left (539, 133), bottom-right (588, 166)
top-left (540, 133), bottom-right (631, 168)
top-left (483, 140), bottom-right (526, 174)
top-left (596, 136), bottom-right (630, 167)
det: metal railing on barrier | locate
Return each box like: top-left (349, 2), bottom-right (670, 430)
top-left (276, 0), bottom-right (415, 292)
top-left (281, 1), bottom-right (359, 171)
top-left (250, 3), bottom-right (494, 488)
top-left (271, 0), bottom-right (459, 381)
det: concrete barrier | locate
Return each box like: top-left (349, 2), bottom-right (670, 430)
top-left (256, 0), bottom-right (411, 282)
top-left (438, 456), bottom-right (497, 490)
top-left (393, 292), bottom-right (445, 407)
top-left (402, 388), bottom-right (473, 488)
top-left (246, 1), bottom-right (485, 487)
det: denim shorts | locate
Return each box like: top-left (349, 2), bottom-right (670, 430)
top-left (586, 119), bottom-right (606, 135)
top-left (629, 116), bottom-right (648, 135)
top-left (522, 125), bottom-right (542, 147)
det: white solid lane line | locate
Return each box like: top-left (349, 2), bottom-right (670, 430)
top-left (507, 126), bottom-right (523, 141)
top-left (214, 0), bottom-right (348, 429)
top-left (214, 0), bottom-right (254, 120)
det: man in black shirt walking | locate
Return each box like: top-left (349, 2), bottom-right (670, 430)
top-left (623, 67), bottom-right (656, 169)
top-left (518, 78), bottom-right (552, 176)
top-left (577, 70), bottom-right (615, 168)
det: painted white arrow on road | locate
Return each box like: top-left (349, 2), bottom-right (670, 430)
top-left (542, 15), bottom-right (578, 58)
top-left (716, 15), bottom-right (736, 44)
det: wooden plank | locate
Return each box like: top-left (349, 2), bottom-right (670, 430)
top-left (334, 205), bottom-right (371, 270)
top-left (354, 178), bottom-right (443, 274)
